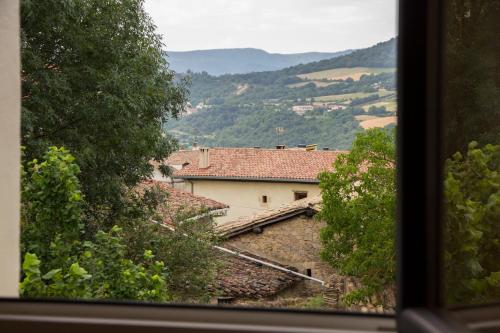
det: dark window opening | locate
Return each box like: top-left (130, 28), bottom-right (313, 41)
top-left (262, 195), bottom-right (268, 203)
top-left (294, 192), bottom-right (308, 201)
top-left (306, 269), bottom-right (312, 277)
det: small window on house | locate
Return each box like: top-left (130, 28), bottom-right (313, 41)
top-left (262, 195), bottom-right (268, 203)
top-left (306, 269), bottom-right (312, 277)
top-left (294, 192), bottom-right (308, 201)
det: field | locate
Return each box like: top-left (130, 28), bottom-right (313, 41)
top-left (359, 116), bottom-right (397, 129)
top-left (297, 67), bottom-right (395, 81)
top-left (355, 115), bottom-right (379, 121)
top-left (362, 99), bottom-right (397, 112)
top-left (314, 89), bottom-right (394, 103)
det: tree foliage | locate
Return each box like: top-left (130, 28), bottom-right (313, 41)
top-left (20, 147), bottom-right (170, 301)
top-left (318, 129), bottom-right (396, 305)
top-left (21, 0), bottom-right (188, 216)
top-left (443, 0), bottom-right (500, 156)
top-left (444, 142), bottom-right (500, 305)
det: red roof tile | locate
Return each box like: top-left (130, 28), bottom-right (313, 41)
top-left (213, 249), bottom-right (302, 299)
top-left (137, 180), bottom-right (228, 224)
top-left (173, 148), bottom-right (346, 182)
top-left (165, 150), bottom-right (199, 166)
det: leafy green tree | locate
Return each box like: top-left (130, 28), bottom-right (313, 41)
top-left (21, 0), bottom-right (188, 219)
top-left (117, 185), bottom-right (220, 302)
top-left (443, 0), bottom-right (500, 156)
top-left (444, 142), bottom-right (500, 304)
top-left (318, 129), bottom-right (396, 305)
top-left (20, 146), bottom-right (170, 302)
top-left (21, 147), bottom-right (83, 271)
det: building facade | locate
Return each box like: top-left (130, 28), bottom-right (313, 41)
top-left (170, 147), bottom-right (344, 223)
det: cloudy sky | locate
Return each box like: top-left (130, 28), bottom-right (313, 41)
top-left (144, 0), bottom-right (397, 54)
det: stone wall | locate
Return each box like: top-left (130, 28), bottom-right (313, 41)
top-left (223, 214), bottom-right (337, 284)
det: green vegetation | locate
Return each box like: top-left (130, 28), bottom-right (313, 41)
top-left (167, 103), bottom-right (361, 149)
top-left (165, 38), bottom-right (397, 149)
top-left (444, 142), bottom-right (500, 305)
top-left (20, 147), bottom-right (218, 302)
top-left (20, 147), bottom-right (169, 301)
top-left (21, 0), bottom-right (188, 222)
top-left (19, 0), bottom-right (217, 302)
top-left (318, 129), bottom-right (396, 306)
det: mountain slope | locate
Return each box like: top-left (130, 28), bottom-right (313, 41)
top-left (279, 38), bottom-right (396, 75)
top-left (165, 38), bottom-right (397, 149)
top-left (165, 48), bottom-right (353, 75)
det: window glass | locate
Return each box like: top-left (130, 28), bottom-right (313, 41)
top-left (19, 0), bottom-right (397, 313)
top-left (442, 0), bottom-right (500, 306)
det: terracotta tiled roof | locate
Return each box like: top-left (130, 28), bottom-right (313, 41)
top-left (217, 196), bottom-right (322, 238)
top-left (173, 148), bottom-right (346, 182)
top-left (137, 180), bottom-right (228, 224)
top-left (214, 249), bottom-right (302, 299)
top-left (165, 150), bottom-right (199, 166)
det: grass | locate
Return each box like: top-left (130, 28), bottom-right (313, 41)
top-left (362, 100), bottom-right (397, 112)
top-left (297, 67), bottom-right (395, 81)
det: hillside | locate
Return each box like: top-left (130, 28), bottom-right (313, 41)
top-left (166, 48), bottom-right (353, 76)
top-left (165, 38), bottom-right (397, 149)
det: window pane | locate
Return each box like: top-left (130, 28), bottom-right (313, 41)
top-left (442, 0), bottom-right (500, 306)
top-left (19, 0), bottom-right (397, 313)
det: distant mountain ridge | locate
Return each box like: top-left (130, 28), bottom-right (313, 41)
top-left (278, 38), bottom-right (397, 75)
top-left (165, 48), bottom-right (353, 76)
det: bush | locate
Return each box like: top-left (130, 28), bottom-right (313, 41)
top-left (444, 142), bottom-right (500, 305)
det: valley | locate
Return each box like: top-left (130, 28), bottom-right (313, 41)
top-left (165, 38), bottom-right (397, 150)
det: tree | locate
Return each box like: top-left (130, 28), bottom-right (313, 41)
top-left (444, 142), bottom-right (500, 305)
top-left (21, 146), bottom-right (218, 302)
top-left (442, 0), bottom-right (500, 156)
top-left (318, 129), bottom-right (396, 306)
top-left (21, 0), bottom-right (188, 220)
top-left (20, 146), bottom-right (170, 302)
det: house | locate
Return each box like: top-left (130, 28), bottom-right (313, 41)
top-left (150, 150), bottom-right (198, 191)
top-left (292, 105), bottom-right (314, 115)
top-left (137, 180), bottom-right (229, 224)
top-left (171, 147), bottom-right (345, 223)
top-left (217, 196), bottom-right (333, 285)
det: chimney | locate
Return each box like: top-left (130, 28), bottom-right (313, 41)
top-left (323, 147), bottom-right (330, 151)
top-left (199, 148), bottom-right (210, 168)
top-left (192, 142), bottom-right (199, 150)
top-left (276, 144), bottom-right (286, 150)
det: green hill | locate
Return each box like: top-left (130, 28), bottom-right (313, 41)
top-left (165, 38), bottom-right (397, 149)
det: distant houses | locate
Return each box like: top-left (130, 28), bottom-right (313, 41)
top-left (292, 105), bottom-right (314, 115)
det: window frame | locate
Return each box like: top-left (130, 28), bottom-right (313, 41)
top-left (397, 0), bottom-right (500, 331)
top-left (293, 191), bottom-right (308, 201)
top-left (1, 0), bottom-right (500, 331)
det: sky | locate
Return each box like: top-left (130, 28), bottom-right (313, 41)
top-left (143, 0), bottom-right (397, 54)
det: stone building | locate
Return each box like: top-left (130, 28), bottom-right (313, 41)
top-left (217, 196), bottom-right (335, 287)
top-left (215, 196), bottom-right (395, 312)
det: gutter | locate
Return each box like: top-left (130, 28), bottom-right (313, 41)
top-left (173, 175), bottom-right (320, 184)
